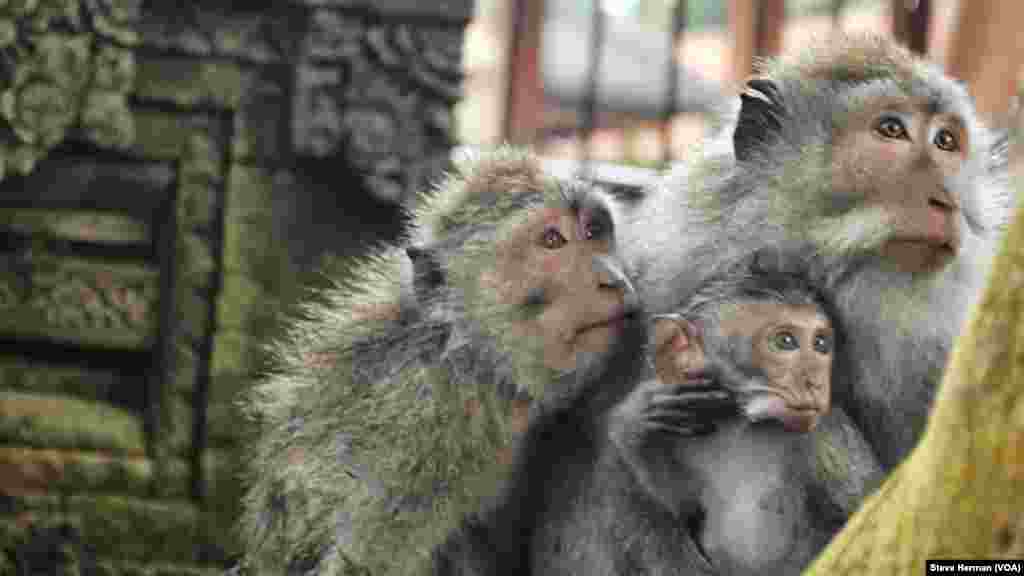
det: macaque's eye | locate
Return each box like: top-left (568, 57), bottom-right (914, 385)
top-left (771, 330), bottom-right (800, 351)
top-left (813, 333), bottom-right (833, 355)
top-left (584, 220), bottom-right (603, 241)
top-left (541, 227), bottom-right (567, 250)
top-left (874, 116), bottom-right (909, 140)
top-left (933, 128), bottom-right (959, 152)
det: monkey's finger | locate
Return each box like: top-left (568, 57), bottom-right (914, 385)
top-left (645, 409), bottom-right (729, 430)
top-left (643, 422), bottom-right (717, 438)
top-left (646, 409), bottom-right (704, 424)
top-left (647, 402), bottom-right (737, 426)
top-left (661, 381), bottom-right (734, 397)
top-left (651, 388), bottom-right (736, 408)
top-left (648, 397), bottom-right (737, 418)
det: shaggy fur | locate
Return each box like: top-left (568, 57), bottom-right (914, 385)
top-left (239, 148), bottom-right (626, 575)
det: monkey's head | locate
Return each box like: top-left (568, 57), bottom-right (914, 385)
top-left (415, 148), bottom-right (638, 398)
top-left (654, 274), bottom-right (835, 433)
top-left (729, 34), bottom-right (998, 276)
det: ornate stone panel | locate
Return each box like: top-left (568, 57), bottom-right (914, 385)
top-left (293, 4), bottom-right (469, 203)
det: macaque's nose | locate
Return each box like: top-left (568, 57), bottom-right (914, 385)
top-left (924, 188), bottom-right (957, 243)
top-left (928, 185), bottom-right (958, 212)
top-left (928, 196), bottom-right (955, 214)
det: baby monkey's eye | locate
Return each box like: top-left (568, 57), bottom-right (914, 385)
top-left (772, 330), bottom-right (799, 351)
top-left (541, 227), bottom-right (567, 249)
top-left (813, 333), bottom-right (833, 355)
top-left (933, 128), bottom-right (959, 152)
top-left (874, 116), bottom-right (909, 140)
top-left (584, 221), bottom-right (603, 241)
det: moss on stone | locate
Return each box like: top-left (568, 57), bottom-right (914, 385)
top-left (0, 446), bottom-right (190, 498)
top-left (0, 208), bottom-right (150, 246)
top-left (0, 391), bottom-right (146, 456)
top-left (0, 357), bottom-right (120, 403)
top-left (210, 329), bottom-right (255, 379)
top-left (215, 273), bottom-right (268, 331)
top-left (131, 109), bottom-right (189, 159)
top-left (134, 56), bottom-right (248, 110)
top-left (69, 494), bottom-right (200, 562)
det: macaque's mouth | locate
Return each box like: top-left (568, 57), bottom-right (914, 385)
top-left (888, 235), bottom-right (959, 254)
top-left (744, 396), bottom-right (821, 433)
top-left (776, 408), bottom-right (820, 433)
top-left (882, 236), bottom-right (959, 270)
top-left (577, 308), bottom-right (630, 336)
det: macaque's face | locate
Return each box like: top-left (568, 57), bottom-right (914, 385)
top-left (488, 203), bottom-right (632, 372)
top-left (720, 302), bottom-right (833, 432)
top-left (652, 302), bottom-right (833, 433)
top-left (831, 100), bottom-right (967, 273)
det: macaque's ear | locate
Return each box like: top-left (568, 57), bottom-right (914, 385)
top-left (734, 77), bottom-right (787, 162)
top-left (652, 316), bottom-right (688, 356)
top-left (652, 316), bottom-right (705, 383)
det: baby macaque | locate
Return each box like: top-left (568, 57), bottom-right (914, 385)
top-left (610, 272), bottom-right (849, 575)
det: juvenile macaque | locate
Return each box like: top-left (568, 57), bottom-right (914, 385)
top-left (610, 273), bottom-right (843, 574)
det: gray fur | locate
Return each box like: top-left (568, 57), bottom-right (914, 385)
top-left (604, 389), bottom-right (881, 576)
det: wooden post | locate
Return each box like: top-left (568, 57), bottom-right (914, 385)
top-left (503, 0), bottom-right (546, 145)
top-left (891, 0), bottom-right (930, 55)
top-left (946, 0), bottom-right (1024, 122)
top-left (755, 0), bottom-right (785, 60)
top-left (661, 0), bottom-right (687, 166)
top-left (728, 0), bottom-right (785, 87)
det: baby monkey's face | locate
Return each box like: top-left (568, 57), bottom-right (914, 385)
top-left (652, 302), bottom-right (834, 433)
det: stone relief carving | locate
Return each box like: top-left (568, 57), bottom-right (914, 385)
top-left (0, 252), bottom-right (157, 344)
top-left (0, 0), bottom-right (137, 181)
top-left (295, 7), bottom-right (464, 204)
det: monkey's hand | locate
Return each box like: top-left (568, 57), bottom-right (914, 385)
top-left (608, 378), bottom-right (737, 515)
top-left (610, 378), bottom-right (738, 444)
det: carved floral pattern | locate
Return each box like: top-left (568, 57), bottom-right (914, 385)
top-left (295, 8), bottom-right (464, 204)
top-left (0, 0), bottom-right (137, 181)
top-left (0, 253), bottom-right (157, 338)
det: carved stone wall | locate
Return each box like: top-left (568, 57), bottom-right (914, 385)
top-left (0, 1), bottom-right (470, 574)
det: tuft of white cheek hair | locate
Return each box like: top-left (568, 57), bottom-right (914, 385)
top-left (807, 204), bottom-right (894, 260)
top-left (742, 394), bottom-right (788, 423)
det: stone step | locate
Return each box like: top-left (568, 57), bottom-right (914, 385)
top-left (0, 492), bottom-right (203, 563)
top-left (0, 446), bottom-right (190, 498)
top-left (0, 208), bottom-right (151, 247)
top-left (0, 391), bottom-right (146, 456)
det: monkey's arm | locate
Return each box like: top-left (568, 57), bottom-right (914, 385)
top-left (607, 378), bottom-right (736, 515)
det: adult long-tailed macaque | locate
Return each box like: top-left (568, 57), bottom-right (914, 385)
top-left (618, 33), bottom-right (1012, 471)
top-left (239, 148), bottom-right (640, 575)
top-left (431, 272), bottom-right (882, 575)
